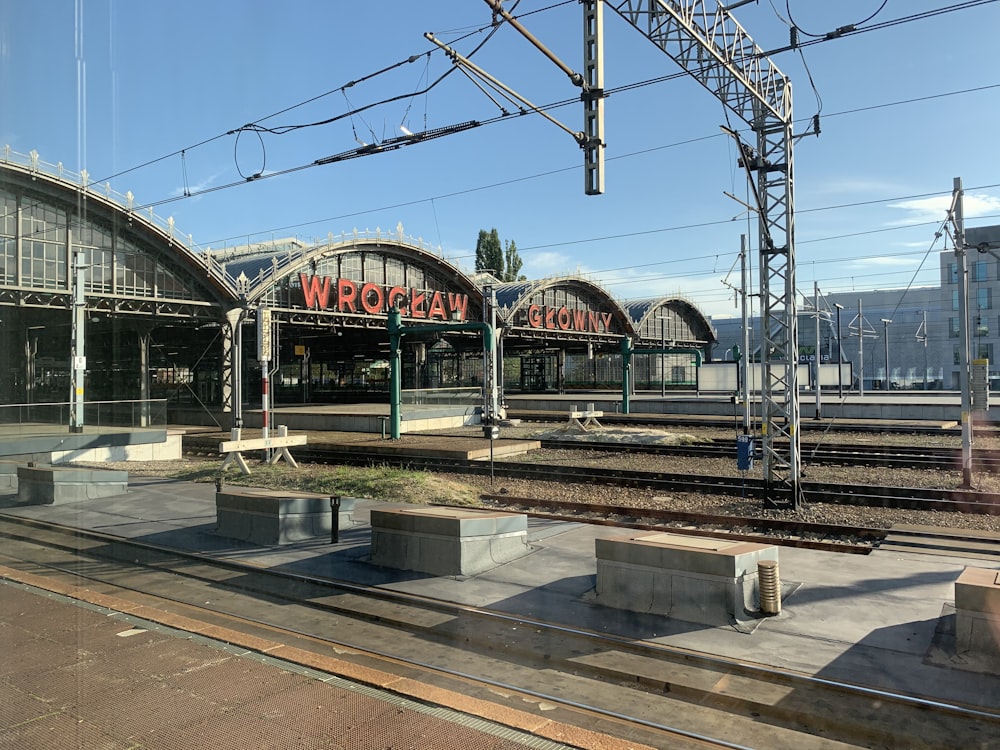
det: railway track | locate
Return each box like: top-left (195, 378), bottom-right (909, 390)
top-left (476, 496), bottom-right (1000, 559)
top-left (537, 438), bottom-right (1000, 472)
top-left (1, 512), bottom-right (996, 750)
top-left (183, 437), bottom-right (1000, 515)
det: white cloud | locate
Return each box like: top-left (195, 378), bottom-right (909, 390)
top-left (887, 192), bottom-right (1000, 226)
top-left (886, 195), bottom-right (953, 225)
top-left (523, 250), bottom-right (573, 279)
top-left (847, 255), bottom-right (922, 268)
top-left (963, 193), bottom-right (1000, 218)
top-left (168, 169), bottom-right (227, 199)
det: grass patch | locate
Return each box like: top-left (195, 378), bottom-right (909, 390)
top-left (133, 459), bottom-right (483, 506)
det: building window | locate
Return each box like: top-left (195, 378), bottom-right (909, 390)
top-left (953, 290), bottom-right (959, 311)
top-left (949, 318), bottom-right (960, 337)
top-left (0, 238), bottom-right (13, 285)
top-left (978, 343), bottom-right (994, 362)
top-left (21, 239), bottom-right (66, 290)
top-left (978, 287), bottom-right (992, 310)
top-left (0, 190), bottom-right (14, 285)
top-left (954, 347), bottom-right (961, 365)
top-left (949, 262), bottom-right (958, 283)
top-left (976, 315), bottom-right (990, 336)
top-left (972, 260), bottom-right (988, 281)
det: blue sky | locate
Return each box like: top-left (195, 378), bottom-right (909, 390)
top-left (3, 1), bottom-right (999, 318)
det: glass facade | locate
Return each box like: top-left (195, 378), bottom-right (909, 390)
top-left (2, 161), bottom-right (715, 410)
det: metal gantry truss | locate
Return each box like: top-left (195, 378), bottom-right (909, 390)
top-left (471, 0), bottom-right (800, 505)
top-left (603, 0), bottom-right (801, 507)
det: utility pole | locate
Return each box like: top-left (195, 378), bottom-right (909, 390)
top-left (917, 311), bottom-right (929, 391)
top-left (741, 234), bottom-right (751, 432)
top-left (69, 245), bottom-right (86, 433)
top-left (483, 283), bottom-right (500, 423)
top-left (881, 319), bottom-right (892, 391)
top-left (257, 306), bottom-right (272, 443)
top-left (858, 300), bottom-right (865, 397)
top-left (953, 177), bottom-right (973, 487)
top-left (814, 282), bottom-right (822, 419)
top-left (834, 303), bottom-right (844, 398)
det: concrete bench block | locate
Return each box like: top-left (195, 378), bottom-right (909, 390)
top-left (0, 461), bottom-right (18, 491)
top-left (955, 567), bottom-right (1000, 658)
top-left (215, 488), bottom-right (352, 545)
top-left (595, 532), bottom-right (778, 627)
top-left (15, 465), bottom-right (128, 505)
top-left (370, 507), bottom-right (530, 577)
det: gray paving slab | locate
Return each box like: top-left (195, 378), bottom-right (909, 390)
top-left (1, 476), bottom-right (998, 714)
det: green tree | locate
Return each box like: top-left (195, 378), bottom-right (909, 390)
top-left (475, 228), bottom-right (526, 282)
top-left (475, 228), bottom-right (504, 278)
top-left (503, 239), bottom-right (525, 282)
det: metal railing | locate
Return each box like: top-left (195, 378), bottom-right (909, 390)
top-left (402, 387), bottom-right (483, 408)
top-left (0, 399), bottom-right (168, 433)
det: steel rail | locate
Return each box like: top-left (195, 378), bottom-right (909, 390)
top-left (536, 438), bottom-right (1000, 471)
top-left (477, 495), bottom-right (882, 553)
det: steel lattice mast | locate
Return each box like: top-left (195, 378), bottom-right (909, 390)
top-left (603, 0), bottom-right (800, 507)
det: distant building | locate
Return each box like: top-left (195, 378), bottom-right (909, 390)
top-left (712, 249), bottom-right (999, 391)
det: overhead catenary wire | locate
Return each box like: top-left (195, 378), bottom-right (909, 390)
top-left (774, 0), bottom-right (998, 50)
top-left (86, 7), bottom-right (516, 187)
top-left (6, 1), bottom-right (999, 308)
top-left (783, 0), bottom-right (890, 39)
top-left (86, 0), bottom-right (996, 201)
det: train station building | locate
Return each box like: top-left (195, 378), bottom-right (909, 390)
top-left (0, 150), bottom-right (717, 426)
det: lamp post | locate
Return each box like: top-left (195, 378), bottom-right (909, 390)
top-left (834, 304), bottom-right (844, 398)
top-left (659, 314), bottom-right (670, 397)
top-left (881, 319), bottom-right (892, 391)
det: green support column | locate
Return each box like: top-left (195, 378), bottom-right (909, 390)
top-left (388, 308), bottom-right (403, 440)
top-left (386, 307), bottom-right (494, 441)
top-left (621, 337), bottom-right (704, 414)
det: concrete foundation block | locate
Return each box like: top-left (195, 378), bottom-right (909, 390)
top-left (0, 461), bottom-right (18, 491)
top-left (955, 567), bottom-right (1000, 658)
top-left (595, 532), bottom-right (778, 626)
top-left (370, 506), bottom-right (530, 576)
top-left (215, 488), bottom-right (345, 545)
top-left (15, 465), bottom-right (128, 505)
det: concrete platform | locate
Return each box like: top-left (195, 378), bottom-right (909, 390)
top-left (189, 428), bottom-right (541, 461)
top-left (0, 422), bottom-right (175, 462)
top-left (247, 403), bottom-right (482, 434)
top-left (327, 433), bottom-right (541, 460)
top-left (0, 581), bottom-right (554, 750)
top-left (1, 478), bottom-right (999, 714)
top-left (370, 505), bottom-right (530, 576)
top-left (506, 389), bottom-right (964, 428)
top-left (594, 532), bottom-right (779, 627)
